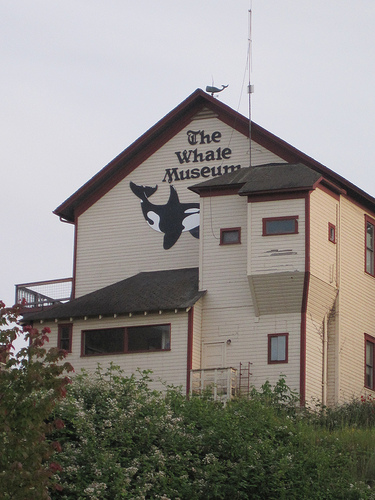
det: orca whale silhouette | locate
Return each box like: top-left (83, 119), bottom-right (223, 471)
top-left (130, 182), bottom-right (200, 250)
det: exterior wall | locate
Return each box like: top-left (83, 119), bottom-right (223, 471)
top-left (44, 310), bottom-right (190, 392)
top-left (305, 187), bottom-right (339, 404)
top-left (199, 193), bottom-right (300, 393)
top-left (200, 194), bottom-right (249, 310)
top-left (305, 313), bottom-right (323, 405)
top-left (200, 308), bottom-right (301, 393)
top-left (75, 115), bottom-right (284, 297)
top-left (248, 198), bottom-right (306, 276)
top-left (192, 301), bottom-right (202, 370)
top-left (248, 198), bottom-right (306, 315)
top-left (309, 187), bottom-right (338, 286)
top-left (326, 303), bottom-right (337, 406)
top-left (337, 197), bottom-right (375, 402)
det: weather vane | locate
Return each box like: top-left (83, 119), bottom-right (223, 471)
top-left (205, 84), bottom-right (228, 97)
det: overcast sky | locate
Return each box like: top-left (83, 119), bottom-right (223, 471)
top-left (2, 0), bottom-right (375, 309)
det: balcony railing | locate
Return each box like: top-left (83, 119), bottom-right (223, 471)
top-left (15, 278), bottom-right (73, 311)
top-left (190, 367), bottom-right (238, 403)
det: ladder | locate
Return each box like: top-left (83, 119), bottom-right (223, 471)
top-left (239, 362), bottom-right (252, 396)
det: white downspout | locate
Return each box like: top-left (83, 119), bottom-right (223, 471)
top-left (334, 202), bottom-right (341, 404)
top-left (322, 314), bottom-right (328, 406)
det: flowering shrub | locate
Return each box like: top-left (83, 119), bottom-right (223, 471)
top-left (0, 302), bottom-right (74, 499)
top-left (307, 394), bottom-right (375, 431)
top-left (50, 366), bottom-right (374, 499)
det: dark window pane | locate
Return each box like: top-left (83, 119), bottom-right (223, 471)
top-left (59, 325), bottom-right (71, 351)
top-left (366, 341), bottom-right (374, 388)
top-left (366, 222), bottom-right (374, 275)
top-left (221, 230), bottom-right (240, 244)
top-left (127, 325), bottom-right (170, 352)
top-left (329, 225), bottom-right (335, 242)
top-left (265, 219), bottom-right (296, 235)
top-left (84, 328), bottom-right (124, 355)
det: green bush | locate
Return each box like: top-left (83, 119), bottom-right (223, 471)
top-left (0, 302), bottom-right (73, 499)
top-left (50, 366), bottom-right (374, 499)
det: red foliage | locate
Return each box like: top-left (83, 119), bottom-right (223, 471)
top-left (49, 462), bottom-right (63, 473)
top-left (0, 301), bottom-right (74, 497)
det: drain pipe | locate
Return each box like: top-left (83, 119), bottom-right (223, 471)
top-left (322, 314), bottom-right (328, 406)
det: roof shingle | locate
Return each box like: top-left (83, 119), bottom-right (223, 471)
top-left (22, 268), bottom-right (205, 322)
top-left (189, 163), bottom-right (323, 195)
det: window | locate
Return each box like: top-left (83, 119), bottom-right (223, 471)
top-left (83, 328), bottom-right (124, 356)
top-left (82, 324), bottom-right (171, 356)
top-left (127, 325), bottom-right (170, 351)
top-left (263, 216), bottom-right (298, 236)
top-left (365, 334), bottom-right (375, 390)
top-left (220, 227), bottom-right (241, 245)
top-left (58, 323), bottom-right (72, 352)
top-left (328, 223), bottom-right (336, 243)
top-left (268, 333), bottom-right (288, 364)
top-left (366, 216), bottom-right (375, 276)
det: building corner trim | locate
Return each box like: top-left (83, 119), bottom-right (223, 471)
top-left (186, 307), bottom-right (194, 395)
top-left (300, 193), bottom-right (311, 406)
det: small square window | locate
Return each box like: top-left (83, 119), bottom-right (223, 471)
top-left (263, 216), bottom-right (298, 236)
top-left (365, 334), bottom-right (375, 390)
top-left (268, 333), bottom-right (288, 364)
top-left (328, 223), bottom-right (336, 244)
top-left (220, 227), bottom-right (241, 245)
top-left (58, 324), bottom-right (72, 353)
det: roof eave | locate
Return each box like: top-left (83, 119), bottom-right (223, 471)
top-left (22, 304), bottom-right (203, 324)
top-left (53, 89), bottom-right (250, 222)
top-left (54, 90), bottom-right (375, 222)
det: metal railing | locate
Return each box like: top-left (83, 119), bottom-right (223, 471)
top-left (15, 278), bottom-right (73, 310)
top-left (190, 367), bottom-right (237, 403)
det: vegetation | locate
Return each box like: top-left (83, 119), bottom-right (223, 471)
top-left (50, 365), bottom-right (375, 500)
top-left (2, 301), bottom-right (375, 499)
top-left (0, 302), bottom-right (73, 499)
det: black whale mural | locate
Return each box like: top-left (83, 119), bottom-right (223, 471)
top-left (130, 182), bottom-right (200, 250)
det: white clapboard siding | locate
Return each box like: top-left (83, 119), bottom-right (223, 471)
top-left (75, 116), bottom-right (282, 297)
top-left (306, 273), bottom-right (337, 405)
top-left (201, 308), bottom-right (301, 393)
top-left (192, 301), bottom-right (203, 370)
top-left (247, 198), bottom-right (305, 315)
top-left (327, 306), bottom-right (338, 406)
top-left (309, 187), bottom-right (338, 286)
top-left (248, 198), bottom-right (306, 275)
top-left (200, 194), bottom-right (251, 309)
top-left (249, 272), bottom-right (305, 315)
top-left (199, 191), bottom-right (300, 393)
top-left (305, 314), bottom-right (324, 404)
top-left (307, 275), bottom-right (337, 325)
top-left (335, 197), bottom-right (375, 401)
top-left (47, 311), bottom-right (190, 393)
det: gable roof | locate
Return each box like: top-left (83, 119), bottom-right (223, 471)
top-left (54, 88), bottom-right (375, 222)
top-left (22, 268), bottom-right (205, 322)
top-left (190, 163), bottom-right (324, 196)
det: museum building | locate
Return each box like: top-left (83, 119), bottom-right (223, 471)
top-left (18, 89), bottom-right (375, 405)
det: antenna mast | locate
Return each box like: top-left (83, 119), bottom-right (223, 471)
top-left (248, 7), bottom-right (253, 167)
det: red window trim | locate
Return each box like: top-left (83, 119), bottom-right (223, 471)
top-left (262, 216), bottom-right (299, 236)
top-left (58, 323), bottom-right (73, 353)
top-left (365, 215), bottom-right (375, 277)
top-left (81, 324), bottom-right (171, 357)
top-left (268, 333), bottom-right (289, 364)
top-left (365, 333), bottom-right (375, 390)
top-left (328, 222), bottom-right (336, 244)
top-left (220, 227), bottom-right (241, 245)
